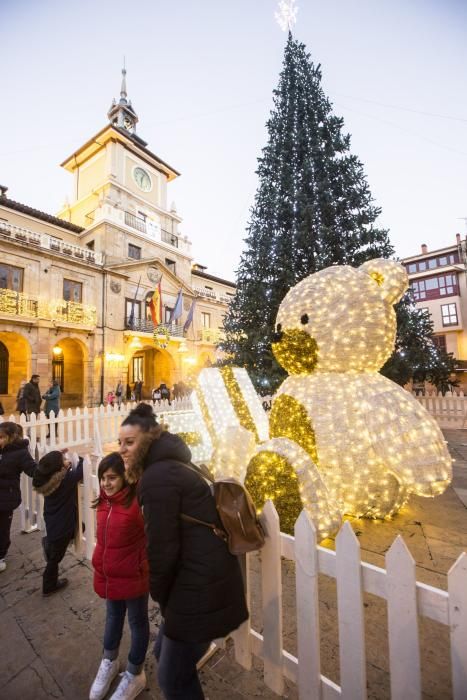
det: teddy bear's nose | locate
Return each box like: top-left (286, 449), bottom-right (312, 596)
top-left (271, 324), bottom-right (283, 343)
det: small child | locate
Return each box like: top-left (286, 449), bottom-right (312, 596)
top-left (0, 422), bottom-right (37, 571)
top-left (90, 452), bottom-right (149, 700)
top-left (32, 450), bottom-right (83, 595)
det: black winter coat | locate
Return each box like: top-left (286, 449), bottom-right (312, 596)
top-left (23, 381), bottom-right (41, 414)
top-left (139, 432), bottom-right (249, 643)
top-left (0, 439), bottom-right (37, 512)
top-left (33, 460), bottom-right (83, 542)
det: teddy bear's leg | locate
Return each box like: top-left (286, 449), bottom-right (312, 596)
top-left (363, 471), bottom-right (409, 519)
top-left (245, 437), bottom-right (342, 540)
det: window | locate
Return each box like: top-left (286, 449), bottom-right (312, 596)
top-left (128, 244), bottom-right (141, 260)
top-left (0, 264), bottom-right (23, 291)
top-left (418, 261), bottom-right (427, 271)
top-left (439, 256), bottom-right (448, 266)
top-left (433, 335), bottom-right (447, 352)
top-left (132, 356), bottom-right (143, 382)
top-left (411, 273), bottom-right (458, 301)
top-left (165, 258), bottom-right (176, 274)
top-left (125, 298), bottom-right (141, 327)
top-left (0, 341), bottom-right (8, 394)
top-left (63, 279), bottom-right (82, 302)
top-left (201, 312), bottom-right (211, 328)
top-left (165, 306), bottom-right (173, 323)
top-left (407, 264), bottom-right (417, 274)
top-left (441, 303), bottom-right (458, 326)
top-left (86, 240), bottom-right (95, 250)
top-left (428, 259), bottom-right (437, 269)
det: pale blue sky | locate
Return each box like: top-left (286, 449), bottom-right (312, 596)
top-left (1, 0), bottom-right (466, 280)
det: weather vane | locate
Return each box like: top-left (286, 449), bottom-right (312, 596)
top-left (275, 0), bottom-right (299, 32)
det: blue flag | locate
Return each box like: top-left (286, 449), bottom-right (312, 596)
top-left (169, 289), bottom-right (183, 323)
top-left (183, 300), bottom-right (196, 332)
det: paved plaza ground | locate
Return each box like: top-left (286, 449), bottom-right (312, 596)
top-left (1, 429), bottom-right (466, 699)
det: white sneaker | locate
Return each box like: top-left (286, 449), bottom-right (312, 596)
top-left (0, 559), bottom-right (6, 572)
top-left (89, 658), bottom-right (120, 700)
top-left (109, 670), bottom-right (146, 700)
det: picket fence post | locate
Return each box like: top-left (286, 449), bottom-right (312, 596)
top-left (232, 553), bottom-right (252, 670)
top-left (260, 500), bottom-right (284, 696)
top-left (294, 510), bottom-right (321, 699)
top-left (336, 521), bottom-right (367, 699)
top-left (448, 552), bottom-right (467, 698)
top-left (82, 454), bottom-right (97, 561)
top-left (386, 535), bottom-right (421, 699)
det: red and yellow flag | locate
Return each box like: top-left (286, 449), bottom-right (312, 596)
top-left (149, 281), bottom-right (162, 326)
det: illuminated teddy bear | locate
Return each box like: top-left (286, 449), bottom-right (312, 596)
top-left (244, 258), bottom-right (452, 539)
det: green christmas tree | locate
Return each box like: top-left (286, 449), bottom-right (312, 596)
top-left (222, 32), bottom-right (454, 393)
top-left (222, 33), bottom-right (392, 390)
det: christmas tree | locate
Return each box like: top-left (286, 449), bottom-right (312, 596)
top-left (222, 32), bottom-right (453, 392)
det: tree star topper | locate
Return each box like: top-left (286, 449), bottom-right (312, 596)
top-left (275, 0), bottom-right (298, 32)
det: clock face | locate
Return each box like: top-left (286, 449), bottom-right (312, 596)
top-left (133, 167), bottom-right (152, 192)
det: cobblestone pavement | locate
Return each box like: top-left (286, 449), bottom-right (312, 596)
top-left (1, 430), bottom-right (466, 699)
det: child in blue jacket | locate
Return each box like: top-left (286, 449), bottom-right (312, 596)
top-left (0, 422), bottom-right (37, 571)
top-left (32, 450), bottom-right (83, 595)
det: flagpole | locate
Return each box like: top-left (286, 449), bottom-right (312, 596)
top-left (129, 275), bottom-right (142, 330)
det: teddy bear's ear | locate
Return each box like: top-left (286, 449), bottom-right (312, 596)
top-left (359, 259), bottom-right (408, 304)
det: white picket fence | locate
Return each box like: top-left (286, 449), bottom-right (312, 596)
top-left (230, 501), bottom-right (467, 700)
top-left (415, 391), bottom-right (467, 428)
top-left (11, 398), bottom-right (200, 532)
top-left (16, 445), bottom-right (467, 698)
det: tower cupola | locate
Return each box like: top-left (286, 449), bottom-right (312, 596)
top-left (107, 65), bottom-right (139, 135)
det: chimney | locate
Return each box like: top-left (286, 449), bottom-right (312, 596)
top-left (456, 233), bottom-right (461, 244)
top-left (0, 185), bottom-right (8, 198)
top-left (421, 244), bottom-right (428, 254)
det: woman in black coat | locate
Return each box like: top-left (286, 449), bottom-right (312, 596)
top-left (0, 422), bottom-right (37, 570)
top-left (119, 404), bottom-right (248, 700)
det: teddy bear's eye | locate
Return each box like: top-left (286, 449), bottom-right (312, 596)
top-left (277, 323), bottom-right (282, 332)
top-left (300, 314), bottom-right (309, 325)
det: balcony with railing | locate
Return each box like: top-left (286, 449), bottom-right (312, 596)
top-left (0, 288), bottom-right (97, 326)
top-left (194, 287), bottom-right (217, 300)
top-left (161, 229), bottom-right (179, 248)
top-left (0, 221), bottom-right (103, 264)
top-left (124, 211), bottom-right (147, 234)
top-left (196, 328), bottom-right (224, 344)
top-left (124, 316), bottom-right (183, 337)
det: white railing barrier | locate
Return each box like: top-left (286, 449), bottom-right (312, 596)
top-left (415, 391), bottom-right (467, 428)
top-left (229, 501), bottom-right (467, 700)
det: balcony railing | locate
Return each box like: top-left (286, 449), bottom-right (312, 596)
top-left (194, 287), bottom-right (217, 299)
top-left (125, 317), bottom-right (183, 337)
top-left (0, 288), bottom-right (97, 326)
top-left (161, 229), bottom-right (178, 248)
top-left (0, 288), bottom-right (43, 318)
top-left (124, 211), bottom-right (147, 234)
top-left (50, 300), bottom-right (97, 326)
top-left (196, 328), bottom-right (224, 344)
top-left (0, 221), bottom-right (103, 264)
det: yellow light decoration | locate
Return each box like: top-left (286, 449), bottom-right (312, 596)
top-left (255, 257), bottom-right (451, 537)
top-left (52, 345), bottom-right (63, 356)
top-left (220, 366), bottom-right (260, 442)
top-left (194, 259), bottom-right (452, 541)
top-left (176, 431), bottom-right (203, 447)
top-left (105, 352), bottom-right (125, 362)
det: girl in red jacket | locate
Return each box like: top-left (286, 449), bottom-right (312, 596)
top-left (90, 452), bottom-right (149, 700)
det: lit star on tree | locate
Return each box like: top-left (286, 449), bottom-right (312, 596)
top-left (275, 0), bottom-right (299, 32)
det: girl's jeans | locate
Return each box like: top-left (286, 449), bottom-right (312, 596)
top-left (154, 622), bottom-right (210, 699)
top-left (103, 594), bottom-right (149, 674)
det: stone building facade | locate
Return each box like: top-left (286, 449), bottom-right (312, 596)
top-left (0, 71), bottom-right (234, 412)
top-left (401, 234), bottom-right (467, 388)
